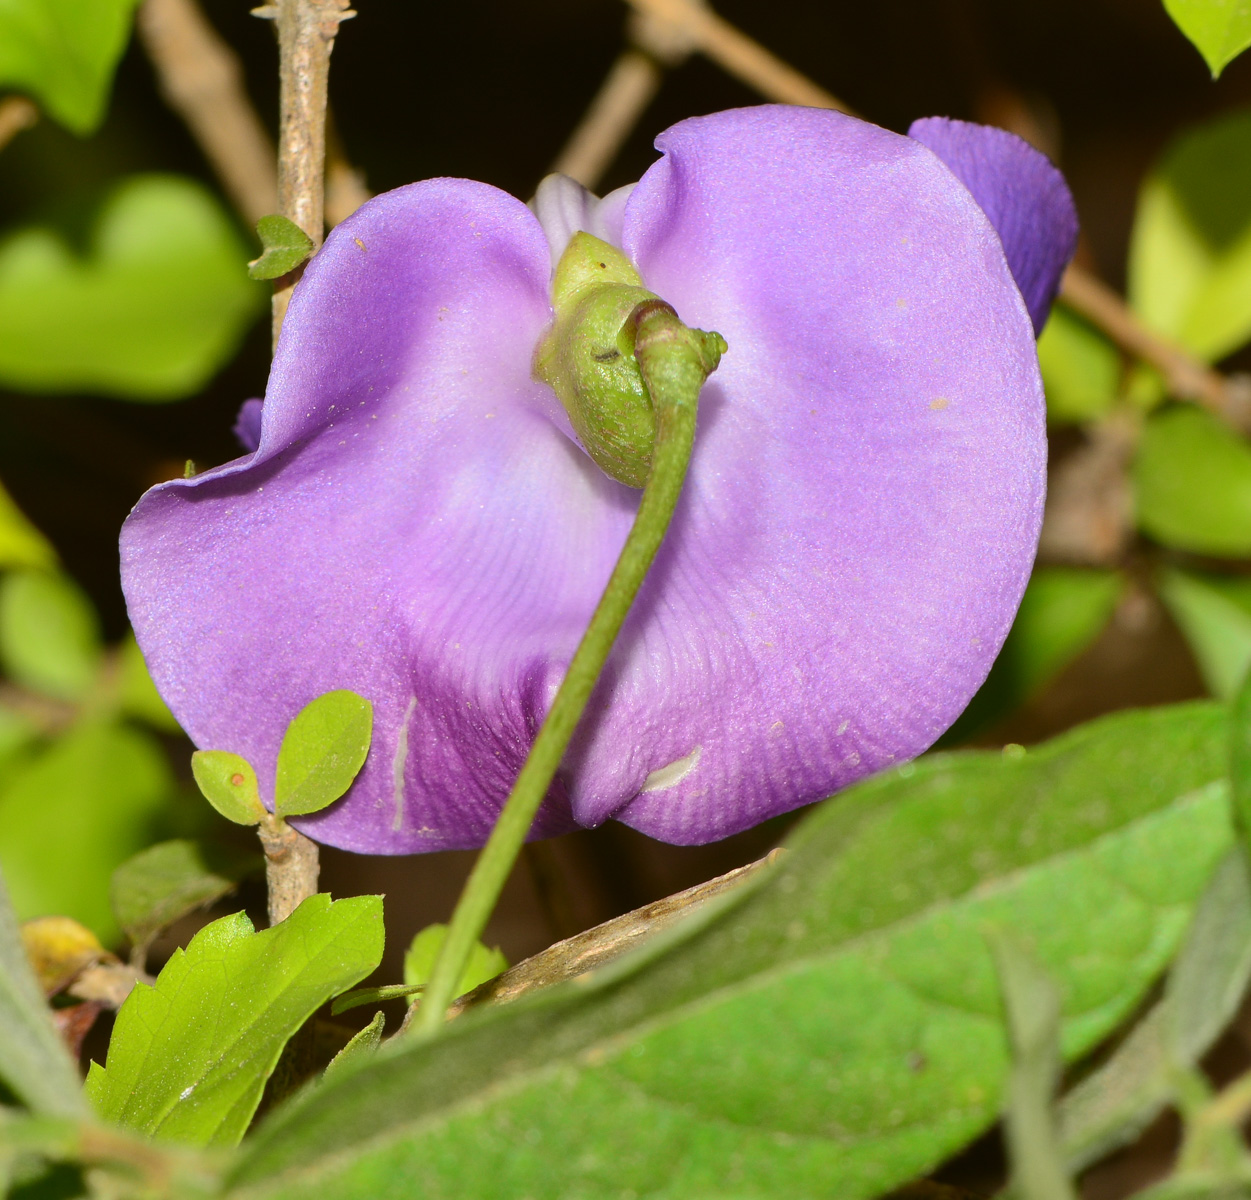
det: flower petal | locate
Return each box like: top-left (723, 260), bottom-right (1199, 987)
top-left (233, 398), bottom-right (263, 453)
top-left (908, 116), bottom-right (1078, 334)
top-left (558, 104), bottom-right (1045, 844)
top-left (122, 179), bottom-right (636, 853)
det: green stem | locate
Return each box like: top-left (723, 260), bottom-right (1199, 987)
top-left (411, 302), bottom-right (721, 1037)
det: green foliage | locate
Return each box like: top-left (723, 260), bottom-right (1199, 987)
top-left (0, 481), bottom-right (54, 571)
top-left (192, 751), bottom-right (266, 827)
top-left (116, 633), bottom-right (181, 732)
top-left (230, 704), bottom-right (1230, 1200)
top-left (403, 924), bottom-right (507, 998)
top-left (942, 567), bottom-right (1123, 743)
top-left (248, 215), bottom-right (315, 280)
top-left (1037, 307), bottom-right (1120, 424)
top-left (274, 690), bottom-right (373, 818)
top-left (109, 838), bottom-right (261, 957)
top-left (0, 721), bottom-right (176, 944)
top-left (0, 175), bottom-right (262, 400)
top-left (1162, 0), bottom-right (1251, 77)
top-left (991, 933), bottom-right (1076, 1200)
top-left (324, 1013), bottom-right (386, 1084)
top-left (0, 0), bottom-right (140, 133)
top-left (1134, 406), bottom-right (1251, 556)
top-left (0, 570), bottom-right (101, 702)
top-left (1157, 570), bottom-right (1251, 699)
top-left (1129, 108), bottom-right (1251, 363)
top-left (0, 868), bottom-right (84, 1117)
top-left (86, 893), bottom-right (384, 1148)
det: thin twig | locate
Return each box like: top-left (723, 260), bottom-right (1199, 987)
top-left (1058, 265), bottom-right (1251, 430)
top-left (624, 0), bottom-right (850, 112)
top-left (257, 0), bottom-right (355, 343)
top-left (137, 0), bottom-right (277, 225)
top-left (256, 814), bottom-right (320, 928)
top-left (0, 96), bottom-right (37, 155)
top-left (550, 3), bottom-right (703, 188)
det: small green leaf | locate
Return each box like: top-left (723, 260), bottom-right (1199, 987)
top-left (1230, 664), bottom-right (1251, 852)
top-left (247, 215), bottom-right (315, 281)
top-left (192, 751), bottom-right (266, 826)
top-left (0, 0), bottom-right (140, 133)
top-left (1158, 570), bottom-right (1251, 700)
top-left (1129, 109), bottom-right (1251, 362)
top-left (0, 868), bottom-right (84, 1117)
top-left (1038, 308), bottom-right (1120, 425)
top-left (86, 893), bottom-right (384, 1147)
top-left (1163, 0), bottom-right (1251, 77)
top-left (116, 632), bottom-right (181, 732)
top-left (0, 570), bottom-right (101, 702)
top-left (274, 690), bottom-right (373, 818)
top-left (0, 721), bottom-right (176, 945)
top-left (230, 703), bottom-right (1233, 1200)
top-left (109, 839), bottom-right (262, 956)
top-left (324, 1012), bottom-right (385, 1084)
top-left (0, 480), bottom-right (53, 571)
top-left (991, 932), bottom-right (1077, 1200)
top-left (402, 923), bottom-right (507, 999)
top-left (0, 175), bottom-right (262, 400)
top-left (1134, 406), bottom-right (1251, 556)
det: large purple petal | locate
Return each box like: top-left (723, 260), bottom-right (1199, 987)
top-left (908, 116), bottom-right (1078, 333)
top-left (122, 179), bottom-right (634, 853)
top-left (122, 106), bottom-right (1046, 854)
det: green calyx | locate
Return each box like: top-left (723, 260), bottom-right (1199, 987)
top-left (534, 232), bottom-right (726, 487)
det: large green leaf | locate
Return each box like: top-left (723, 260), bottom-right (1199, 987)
top-left (0, 867), bottom-right (84, 1117)
top-left (1128, 108), bottom-right (1251, 363)
top-left (0, 569), bottom-right (101, 702)
top-left (1157, 569), bottom-right (1251, 699)
top-left (1037, 307), bottom-right (1120, 425)
top-left (86, 893), bottom-right (384, 1148)
top-left (1134, 406), bottom-right (1251, 556)
top-left (0, 0), bottom-right (140, 134)
top-left (1162, 0), bottom-right (1251, 77)
top-left (0, 175), bottom-right (262, 400)
top-left (0, 720), bottom-right (176, 944)
top-left (230, 703), bottom-right (1231, 1200)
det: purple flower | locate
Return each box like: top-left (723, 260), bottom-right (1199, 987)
top-left (120, 106), bottom-right (1073, 855)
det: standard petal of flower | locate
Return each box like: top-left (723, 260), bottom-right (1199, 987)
top-left (121, 179), bottom-right (635, 853)
top-left (908, 116), bottom-right (1078, 334)
top-left (553, 104), bottom-right (1047, 844)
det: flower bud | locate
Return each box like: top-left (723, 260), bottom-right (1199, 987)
top-left (534, 232), bottom-right (663, 488)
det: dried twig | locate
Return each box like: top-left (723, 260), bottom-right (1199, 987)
top-left (256, 0), bottom-right (355, 342)
top-left (444, 848), bottom-right (782, 1017)
top-left (138, 0), bottom-right (278, 225)
top-left (624, 0), bottom-right (849, 112)
top-left (1058, 265), bottom-right (1251, 430)
top-left (0, 96), bottom-right (37, 155)
top-left (551, 3), bottom-right (704, 188)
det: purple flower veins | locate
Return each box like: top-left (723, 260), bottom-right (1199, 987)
top-left (121, 106), bottom-right (1075, 855)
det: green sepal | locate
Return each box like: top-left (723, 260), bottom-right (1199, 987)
top-left (274, 690), bottom-right (373, 818)
top-left (191, 751), bottom-right (266, 826)
top-left (248, 215), bottom-right (315, 281)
